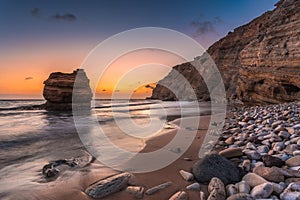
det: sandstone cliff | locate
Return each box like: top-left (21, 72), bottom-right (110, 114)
top-left (43, 69), bottom-right (92, 111)
top-left (150, 0), bottom-right (300, 104)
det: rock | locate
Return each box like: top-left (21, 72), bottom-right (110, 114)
top-left (226, 184), bottom-right (238, 196)
top-left (262, 155), bottom-right (285, 167)
top-left (293, 150), bottom-right (300, 156)
top-left (227, 193), bottom-right (254, 200)
top-left (150, 0), bottom-right (300, 104)
top-left (43, 69), bottom-right (92, 111)
top-left (179, 170), bottom-right (194, 181)
top-left (186, 182), bottom-right (200, 191)
top-left (125, 186), bottom-right (144, 199)
top-left (279, 131), bottom-right (291, 139)
top-left (272, 141), bottom-right (285, 152)
top-left (225, 137), bottom-right (235, 145)
top-left (244, 150), bottom-right (261, 160)
top-left (192, 154), bottom-right (241, 185)
top-left (242, 173), bottom-right (268, 187)
top-left (285, 178), bottom-right (300, 185)
top-left (241, 160), bottom-right (251, 172)
top-left (250, 183), bottom-right (273, 198)
top-left (272, 182), bottom-right (284, 195)
top-left (286, 155), bottom-right (300, 167)
top-left (280, 182), bottom-right (300, 200)
top-left (199, 191), bottom-right (206, 200)
top-left (293, 124), bottom-right (300, 129)
top-left (169, 191), bottom-right (188, 200)
top-left (257, 145), bottom-right (269, 154)
top-left (208, 177), bottom-right (226, 200)
top-left (219, 147), bottom-right (243, 158)
top-left (145, 181), bottom-right (172, 195)
top-left (85, 172), bottom-right (131, 199)
top-left (237, 180), bottom-right (250, 194)
top-left (253, 166), bottom-right (285, 182)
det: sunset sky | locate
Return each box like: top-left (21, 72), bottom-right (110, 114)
top-left (0, 0), bottom-right (278, 99)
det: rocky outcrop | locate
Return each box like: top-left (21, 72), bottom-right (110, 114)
top-left (150, 0), bottom-right (300, 104)
top-left (43, 69), bottom-right (92, 111)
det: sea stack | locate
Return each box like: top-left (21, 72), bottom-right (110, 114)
top-left (43, 69), bottom-right (92, 111)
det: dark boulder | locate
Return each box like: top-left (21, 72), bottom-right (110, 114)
top-left (192, 154), bottom-right (242, 185)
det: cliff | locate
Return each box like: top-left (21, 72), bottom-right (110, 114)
top-left (150, 0), bottom-right (300, 104)
top-left (43, 69), bottom-right (92, 111)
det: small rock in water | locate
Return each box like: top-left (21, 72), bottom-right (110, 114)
top-left (179, 170), bottom-right (194, 181)
top-left (145, 181), bottom-right (172, 195)
top-left (168, 191), bottom-right (188, 200)
top-left (85, 172), bottom-right (131, 199)
top-left (186, 182), bottom-right (200, 191)
top-left (250, 182), bottom-right (273, 198)
top-left (125, 186), bottom-right (144, 199)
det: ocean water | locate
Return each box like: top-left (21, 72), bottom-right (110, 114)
top-left (0, 99), bottom-right (213, 199)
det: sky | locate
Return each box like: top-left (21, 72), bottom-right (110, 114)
top-left (0, 0), bottom-right (278, 99)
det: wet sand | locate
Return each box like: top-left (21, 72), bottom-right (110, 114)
top-left (30, 115), bottom-right (211, 200)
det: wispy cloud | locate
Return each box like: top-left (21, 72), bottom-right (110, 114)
top-left (191, 16), bottom-right (223, 36)
top-left (51, 13), bottom-right (77, 22)
top-left (25, 77), bottom-right (33, 80)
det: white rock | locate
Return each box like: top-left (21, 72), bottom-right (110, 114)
top-left (226, 184), bottom-right (237, 196)
top-left (293, 124), bottom-right (300, 129)
top-left (250, 183), bottom-right (273, 198)
top-left (168, 191), bottom-right (188, 200)
top-left (126, 186), bottom-right (144, 199)
top-left (179, 170), bottom-right (194, 181)
top-left (199, 191), bottom-right (206, 200)
top-left (238, 180), bottom-right (251, 194)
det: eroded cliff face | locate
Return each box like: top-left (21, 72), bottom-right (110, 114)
top-left (43, 69), bottom-right (92, 111)
top-left (150, 0), bottom-right (300, 104)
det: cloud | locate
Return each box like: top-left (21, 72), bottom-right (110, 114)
top-left (25, 77), bottom-right (33, 80)
top-left (191, 16), bottom-right (223, 36)
top-left (102, 89), bottom-right (106, 92)
top-left (31, 8), bottom-right (40, 17)
top-left (51, 13), bottom-right (77, 22)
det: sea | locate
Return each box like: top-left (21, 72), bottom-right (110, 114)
top-left (0, 99), bottom-right (214, 199)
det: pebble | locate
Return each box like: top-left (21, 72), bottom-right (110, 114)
top-left (208, 177), bottom-right (226, 200)
top-left (253, 166), bottom-right (284, 183)
top-left (168, 191), bottom-right (188, 200)
top-left (145, 181), bottom-right (172, 195)
top-left (179, 170), bottom-right (194, 181)
top-left (226, 193), bottom-right (254, 200)
top-left (285, 155), bottom-right (300, 167)
top-left (262, 155), bottom-right (285, 167)
top-left (226, 184), bottom-right (238, 196)
top-left (199, 191), bottom-right (206, 200)
top-left (280, 182), bottom-right (300, 200)
top-left (244, 150), bottom-right (261, 160)
top-left (250, 182), bottom-right (273, 198)
top-left (237, 180), bottom-right (250, 194)
top-left (125, 186), bottom-right (144, 199)
top-left (186, 182), bottom-right (200, 191)
top-left (242, 173), bottom-right (268, 187)
top-left (219, 147), bottom-right (243, 158)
